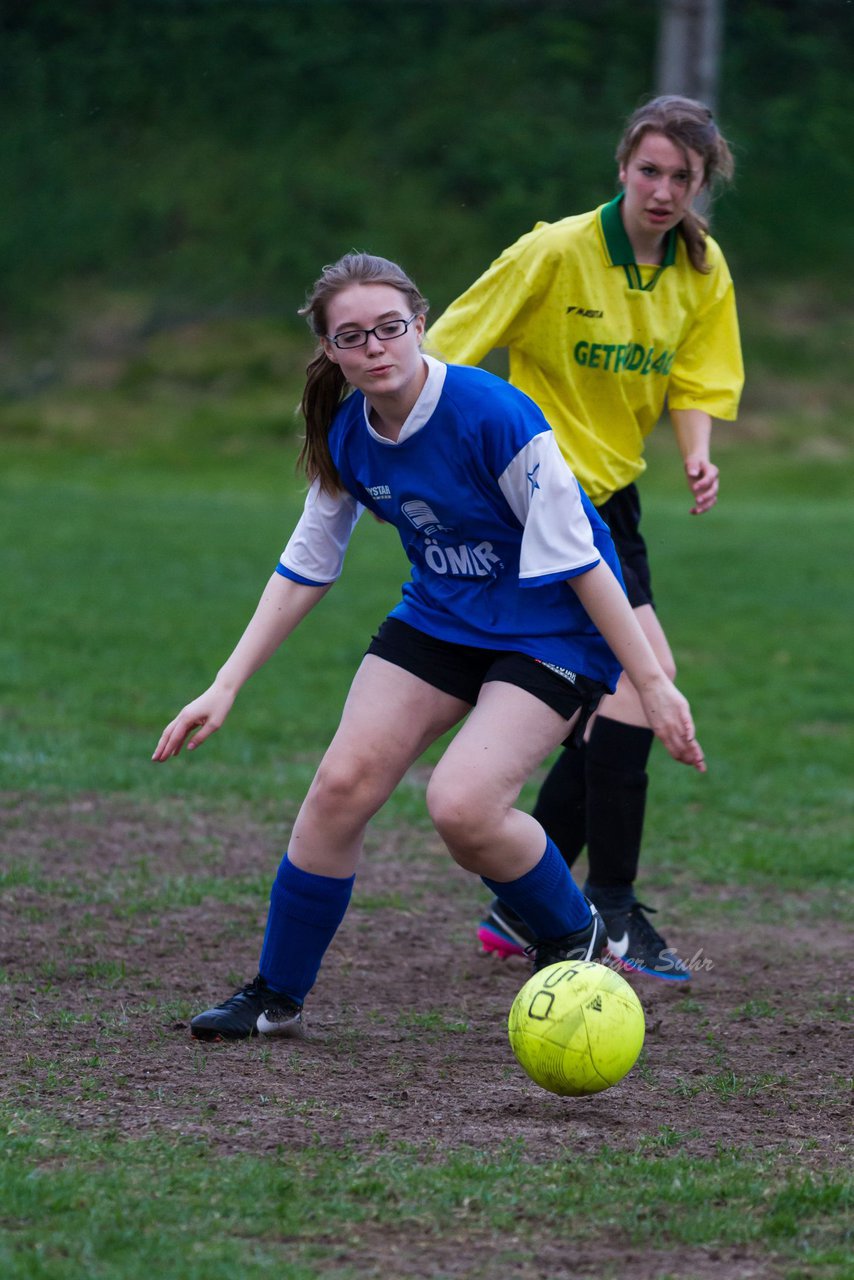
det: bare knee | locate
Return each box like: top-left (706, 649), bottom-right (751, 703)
top-left (426, 772), bottom-right (493, 864)
top-left (424, 772), bottom-right (465, 845)
top-left (307, 756), bottom-right (387, 826)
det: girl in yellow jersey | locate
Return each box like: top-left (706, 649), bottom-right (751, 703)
top-left (426, 96), bottom-right (744, 982)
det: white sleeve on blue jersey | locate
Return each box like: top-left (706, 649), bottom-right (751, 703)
top-left (278, 479), bottom-right (364, 585)
top-left (497, 431), bottom-right (600, 585)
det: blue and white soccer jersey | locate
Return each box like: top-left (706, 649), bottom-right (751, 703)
top-left (277, 357), bottom-right (624, 690)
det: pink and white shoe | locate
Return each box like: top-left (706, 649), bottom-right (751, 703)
top-left (477, 899), bottom-right (533, 959)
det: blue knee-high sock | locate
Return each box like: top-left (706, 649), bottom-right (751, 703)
top-left (258, 854), bottom-right (354, 1004)
top-left (482, 837), bottom-right (592, 938)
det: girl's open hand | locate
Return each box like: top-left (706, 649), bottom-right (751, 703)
top-left (638, 677), bottom-right (706, 772)
top-left (151, 686), bottom-right (236, 762)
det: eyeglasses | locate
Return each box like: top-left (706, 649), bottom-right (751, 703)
top-left (327, 315), bottom-right (419, 349)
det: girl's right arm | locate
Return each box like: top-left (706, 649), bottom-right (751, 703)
top-left (569, 561), bottom-right (706, 772)
top-left (152, 573), bottom-right (331, 761)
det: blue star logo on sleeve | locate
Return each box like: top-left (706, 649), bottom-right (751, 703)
top-left (527, 463), bottom-right (541, 497)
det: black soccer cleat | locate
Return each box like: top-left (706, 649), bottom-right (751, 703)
top-left (527, 900), bottom-right (607, 973)
top-left (602, 901), bottom-right (692, 983)
top-left (190, 975), bottom-right (304, 1042)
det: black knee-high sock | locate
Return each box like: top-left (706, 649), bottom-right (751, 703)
top-left (583, 717), bottom-right (654, 911)
top-left (531, 742), bottom-right (588, 869)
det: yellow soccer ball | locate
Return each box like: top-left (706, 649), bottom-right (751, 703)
top-left (508, 961), bottom-right (645, 1096)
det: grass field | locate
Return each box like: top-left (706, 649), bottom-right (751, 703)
top-left (1, 332), bottom-right (852, 1279)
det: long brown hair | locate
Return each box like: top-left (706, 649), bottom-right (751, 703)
top-left (296, 253), bottom-right (429, 493)
top-left (616, 95), bottom-right (734, 273)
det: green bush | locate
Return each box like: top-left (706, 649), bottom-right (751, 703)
top-left (1, 0), bottom-right (851, 330)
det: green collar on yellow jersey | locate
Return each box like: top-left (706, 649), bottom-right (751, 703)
top-left (599, 193), bottom-right (677, 292)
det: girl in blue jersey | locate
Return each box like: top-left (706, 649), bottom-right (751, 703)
top-left (152, 252), bottom-right (704, 1043)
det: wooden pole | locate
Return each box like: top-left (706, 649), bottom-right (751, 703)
top-left (655, 0), bottom-right (723, 215)
top-left (656, 0), bottom-right (723, 112)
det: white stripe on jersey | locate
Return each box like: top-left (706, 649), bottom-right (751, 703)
top-left (497, 431), bottom-right (600, 581)
top-left (279, 480), bottom-right (362, 584)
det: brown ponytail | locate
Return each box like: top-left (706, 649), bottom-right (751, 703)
top-left (296, 252), bottom-right (429, 493)
top-left (296, 353), bottom-right (349, 495)
top-left (678, 208), bottom-right (711, 274)
top-left (616, 95), bottom-right (735, 273)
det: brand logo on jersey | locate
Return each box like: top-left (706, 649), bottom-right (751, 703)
top-left (527, 463), bottom-right (541, 497)
top-left (535, 659), bottom-right (578, 685)
top-left (423, 537), bottom-right (501, 578)
top-left (401, 497), bottom-right (501, 578)
top-left (401, 499), bottom-right (451, 536)
top-left (574, 340), bottom-right (675, 376)
top-left (366, 484), bottom-right (392, 501)
top-left (566, 305), bottom-right (604, 318)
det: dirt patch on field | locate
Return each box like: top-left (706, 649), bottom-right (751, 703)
top-left (0, 793), bottom-right (850, 1279)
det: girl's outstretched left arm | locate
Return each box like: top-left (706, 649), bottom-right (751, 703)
top-left (569, 561), bottom-right (706, 772)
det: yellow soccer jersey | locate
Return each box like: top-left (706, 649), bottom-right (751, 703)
top-left (425, 195), bottom-right (744, 505)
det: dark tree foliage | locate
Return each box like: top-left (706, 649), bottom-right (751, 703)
top-left (1, 0), bottom-right (851, 324)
